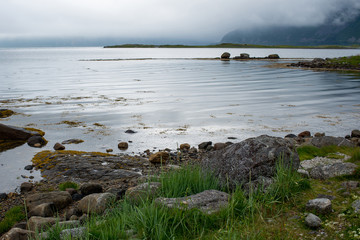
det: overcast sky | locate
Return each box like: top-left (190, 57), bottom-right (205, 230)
top-left (1, 0), bottom-right (359, 43)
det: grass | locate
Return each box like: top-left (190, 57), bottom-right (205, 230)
top-left (58, 181), bottom-right (79, 191)
top-left (103, 43), bottom-right (359, 49)
top-left (0, 205), bottom-right (25, 235)
top-left (328, 55), bottom-right (360, 66)
top-left (296, 145), bottom-right (360, 161)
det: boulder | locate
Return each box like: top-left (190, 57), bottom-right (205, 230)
top-left (79, 183), bottom-right (103, 196)
top-left (198, 141), bottom-right (212, 150)
top-left (213, 143), bottom-right (227, 151)
top-left (149, 151), bottom-right (170, 164)
top-left (26, 191), bottom-right (72, 211)
top-left (155, 190), bottom-right (229, 215)
top-left (27, 216), bottom-right (59, 232)
top-left (126, 182), bottom-right (161, 203)
top-left (240, 53), bottom-right (250, 59)
top-left (1, 228), bottom-right (34, 240)
top-left (309, 162), bottom-right (358, 179)
top-left (0, 192), bottom-right (8, 201)
top-left (125, 129), bottom-right (136, 134)
top-left (351, 129), bottom-right (360, 138)
top-left (20, 182), bottom-right (33, 193)
top-left (179, 143), bottom-right (191, 151)
top-left (314, 132), bottom-right (325, 138)
top-left (54, 143), bottom-right (65, 150)
top-left (0, 123), bottom-right (39, 141)
top-left (306, 198), bottom-right (332, 214)
top-left (305, 213), bottom-right (322, 228)
top-left (60, 227), bottom-right (86, 240)
top-left (28, 203), bottom-right (56, 217)
top-left (267, 54), bottom-right (280, 59)
top-left (118, 142), bottom-right (129, 150)
top-left (202, 135), bottom-right (299, 188)
top-left (0, 109), bottom-right (15, 118)
top-left (221, 52), bottom-right (231, 59)
top-left (27, 135), bottom-right (47, 148)
top-left (78, 193), bottom-right (115, 214)
top-left (310, 136), bottom-right (354, 148)
top-left (298, 131), bottom-right (311, 138)
top-left (61, 139), bottom-right (84, 144)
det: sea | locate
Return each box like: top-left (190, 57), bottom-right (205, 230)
top-left (1, 47), bottom-right (360, 193)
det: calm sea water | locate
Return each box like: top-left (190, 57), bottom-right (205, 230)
top-left (1, 47), bottom-right (360, 192)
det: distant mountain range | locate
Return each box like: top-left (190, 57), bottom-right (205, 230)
top-left (221, 15), bottom-right (360, 46)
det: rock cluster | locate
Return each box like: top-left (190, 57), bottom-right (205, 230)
top-left (289, 58), bottom-right (360, 70)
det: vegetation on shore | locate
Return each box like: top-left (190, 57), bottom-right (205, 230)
top-left (104, 43), bottom-right (359, 49)
top-left (327, 55), bottom-right (360, 66)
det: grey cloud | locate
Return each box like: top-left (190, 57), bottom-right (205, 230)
top-left (0, 0), bottom-right (359, 43)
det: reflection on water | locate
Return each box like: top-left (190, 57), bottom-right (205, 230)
top-left (1, 47), bottom-right (360, 192)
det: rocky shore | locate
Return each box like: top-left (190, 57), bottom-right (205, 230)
top-left (289, 57), bottom-right (360, 71)
top-left (1, 120), bottom-right (360, 239)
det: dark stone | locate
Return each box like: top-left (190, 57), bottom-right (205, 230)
top-left (285, 134), bottom-right (297, 138)
top-left (118, 142), bottom-right (129, 150)
top-left (27, 136), bottom-right (46, 148)
top-left (351, 129), bottom-right (360, 138)
top-left (66, 188), bottom-right (78, 195)
top-left (345, 135), bottom-right (351, 139)
top-left (24, 165), bottom-right (34, 170)
top-left (227, 137), bottom-right (237, 140)
top-left (61, 139), bottom-right (84, 144)
top-left (198, 141), bottom-right (212, 150)
top-left (202, 135), bottom-right (299, 189)
top-left (267, 54), bottom-right (280, 59)
top-left (221, 52), bottom-right (231, 59)
top-left (20, 182), bottom-right (33, 193)
top-left (310, 136), bottom-right (354, 148)
top-left (72, 193), bottom-right (84, 201)
top-left (125, 129), bottom-right (136, 134)
top-left (79, 183), bottom-right (103, 196)
top-left (0, 193), bottom-right (8, 201)
top-left (54, 143), bottom-right (65, 150)
top-left (0, 123), bottom-right (39, 141)
top-left (298, 131), bottom-right (311, 138)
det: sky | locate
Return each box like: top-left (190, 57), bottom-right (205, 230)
top-left (1, 0), bottom-right (360, 45)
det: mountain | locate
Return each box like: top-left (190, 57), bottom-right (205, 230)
top-left (221, 14), bottom-right (360, 46)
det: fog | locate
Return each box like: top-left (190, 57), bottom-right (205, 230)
top-left (0, 0), bottom-right (359, 45)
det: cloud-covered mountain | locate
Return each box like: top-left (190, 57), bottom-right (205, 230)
top-left (221, 12), bottom-right (360, 46)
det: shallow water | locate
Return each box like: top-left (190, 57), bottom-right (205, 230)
top-left (1, 47), bottom-right (360, 192)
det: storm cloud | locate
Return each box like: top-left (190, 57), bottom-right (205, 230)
top-left (0, 0), bottom-right (359, 43)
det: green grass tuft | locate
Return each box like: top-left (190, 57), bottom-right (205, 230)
top-left (0, 206), bottom-right (25, 234)
top-left (58, 181), bottom-right (78, 191)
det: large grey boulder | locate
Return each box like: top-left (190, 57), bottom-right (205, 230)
top-left (305, 213), bottom-right (322, 228)
top-left (0, 123), bottom-right (40, 141)
top-left (310, 136), bottom-right (354, 148)
top-left (155, 190), bottom-right (229, 215)
top-left (306, 198), bottom-right (332, 214)
top-left (309, 162), bottom-right (358, 179)
top-left (126, 182), bottom-right (161, 203)
top-left (78, 193), bottom-right (115, 214)
top-left (26, 191), bottom-right (72, 211)
top-left (202, 135), bottom-right (299, 188)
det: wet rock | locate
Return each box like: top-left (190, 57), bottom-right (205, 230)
top-left (351, 129), bottom-right (360, 138)
top-left (228, 137), bottom-right (237, 140)
top-left (78, 193), bottom-right (115, 214)
top-left (60, 227), bottom-right (86, 240)
top-left (54, 142), bottom-right (65, 150)
top-left (149, 151), bottom-right (169, 164)
top-left (179, 143), bottom-right (191, 151)
top-left (352, 199), bottom-right (360, 213)
top-left (125, 129), bottom-right (136, 134)
top-left (106, 149), bottom-right (113, 153)
top-left (202, 135), bottom-right (299, 189)
top-left (0, 123), bottom-right (39, 141)
top-left (20, 182), bottom-right (33, 193)
top-left (126, 182), bottom-right (161, 203)
top-left (285, 134), bottom-right (297, 138)
top-left (314, 132), bottom-right (325, 138)
top-left (341, 181), bottom-right (359, 189)
top-left (0, 193), bottom-right (8, 201)
top-left (0, 109), bottom-right (15, 118)
top-left (306, 198), bottom-right (332, 214)
top-left (26, 191), bottom-right (72, 211)
top-left (28, 216), bottom-right (59, 232)
top-left (24, 165), bottom-right (34, 170)
top-left (298, 131), bottom-right (311, 138)
top-left (267, 54), bottom-right (280, 59)
top-left (155, 190), bottom-right (229, 215)
top-left (118, 142), bottom-right (129, 150)
top-left (1, 228), bottom-right (35, 240)
top-left (240, 53), bottom-right (250, 59)
top-left (310, 136), bottom-right (354, 148)
top-left (27, 135), bottom-right (46, 148)
top-left (305, 213), bottom-right (322, 228)
top-left (79, 183), bottom-right (103, 196)
top-left (309, 162), bottom-right (358, 179)
top-left (213, 142), bottom-right (227, 151)
top-left (221, 52), bottom-right (231, 59)
top-left (28, 203), bottom-right (56, 217)
top-left (198, 141), bottom-right (212, 150)
top-left (61, 139), bottom-right (84, 144)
